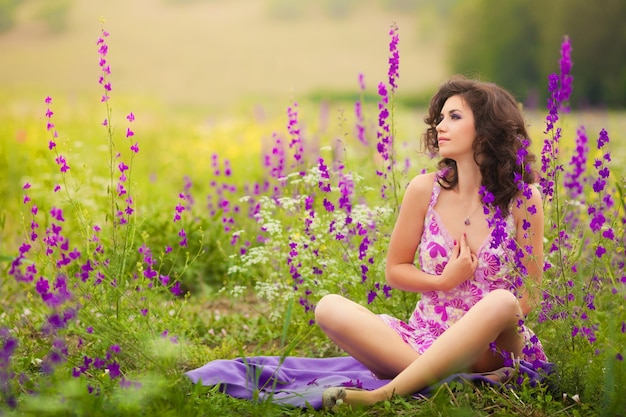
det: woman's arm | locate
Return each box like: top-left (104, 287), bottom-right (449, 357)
top-left (385, 173), bottom-right (477, 292)
top-left (512, 185), bottom-right (545, 316)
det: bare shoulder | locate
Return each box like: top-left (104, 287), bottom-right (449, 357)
top-left (401, 172), bottom-right (436, 211)
top-left (405, 172), bottom-right (436, 197)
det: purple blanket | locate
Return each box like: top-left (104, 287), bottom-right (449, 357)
top-left (185, 356), bottom-right (553, 409)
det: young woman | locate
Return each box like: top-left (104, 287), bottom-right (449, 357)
top-left (316, 77), bottom-right (547, 408)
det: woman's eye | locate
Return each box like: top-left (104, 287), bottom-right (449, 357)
top-left (450, 113), bottom-right (460, 120)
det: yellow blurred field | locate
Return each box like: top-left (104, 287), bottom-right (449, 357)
top-left (0, 0), bottom-right (446, 113)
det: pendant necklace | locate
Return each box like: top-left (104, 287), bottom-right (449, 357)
top-left (464, 201), bottom-right (483, 226)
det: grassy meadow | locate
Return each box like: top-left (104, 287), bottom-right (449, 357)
top-left (1, 2), bottom-right (626, 416)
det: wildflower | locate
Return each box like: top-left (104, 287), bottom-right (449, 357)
top-left (479, 186), bottom-right (494, 205)
top-left (287, 102), bottom-right (304, 166)
top-left (595, 245), bottom-right (606, 258)
top-left (597, 128), bottom-right (609, 148)
top-left (171, 282), bottom-right (182, 296)
top-left (54, 155), bottom-right (70, 173)
top-left (338, 172), bottom-right (354, 213)
top-left (355, 99), bottom-right (367, 145)
top-left (323, 198), bottom-right (335, 213)
top-left (387, 23), bottom-right (400, 91)
top-left (382, 284), bottom-right (392, 298)
top-left (540, 36), bottom-right (572, 201)
top-left (563, 127), bottom-right (588, 198)
top-left (557, 36), bottom-right (573, 108)
top-left (107, 362), bottom-right (121, 379)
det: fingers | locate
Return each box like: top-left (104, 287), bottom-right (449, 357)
top-left (458, 234), bottom-right (478, 270)
top-left (459, 233), bottom-right (471, 256)
top-left (470, 252), bottom-right (478, 269)
top-left (452, 238), bottom-right (460, 258)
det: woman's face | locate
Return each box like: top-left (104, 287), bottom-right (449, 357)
top-left (435, 94), bottom-right (477, 160)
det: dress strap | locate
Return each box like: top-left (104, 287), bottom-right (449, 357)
top-left (429, 174), bottom-right (442, 208)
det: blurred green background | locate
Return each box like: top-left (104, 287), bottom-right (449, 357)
top-left (1, 0), bottom-right (624, 116)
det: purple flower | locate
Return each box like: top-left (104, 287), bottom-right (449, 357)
top-left (108, 362), bottom-right (121, 379)
top-left (602, 228), bottom-right (614, 240)
top-left (355, 100), bottom-right (366, 145)
top-left (287, 103), bottom-right (304, 165)
top-left (171, 281), bottom-right (182, 296)
top-left (595, 245), bottom-right (606, 258)
top-left (563, 127), bottom-right (588, 198)
top-left (387, 23), bottom-right (400, 91)
top-left (358, 72), bottom-right (365, 90)
top-left (1, 335), bottom-right (18, 364)
top-left (540, 36), bottom-right (572, 201)
top-left (54, 155), bottom-right (70, 173)
top-left (557, 36), bottom-right (573, 107)
top-left (479, 186), bottom-right (495, 205)
top-left (323, 198), bottom-right (335, 213)
top-left (597, 128), bottom-right (609, 149)
top-left (178, 228), bottom-right (187, 247)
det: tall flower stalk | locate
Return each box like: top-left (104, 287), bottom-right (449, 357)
top-left (97, 22), bottom-right (139, 289)
top-left (539, 36), bottom-right (574, 292)
top-left (376, 22), bottom-right (401, 207)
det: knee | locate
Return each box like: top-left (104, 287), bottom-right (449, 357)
top-left (314, 294), bottom-right (347, 329)
top-left (481, 289), bottom-right (522, 322)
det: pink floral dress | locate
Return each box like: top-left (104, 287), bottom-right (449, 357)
top-left (380, 177), bottom-right (547, 363)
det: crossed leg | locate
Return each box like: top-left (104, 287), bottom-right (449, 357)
top-left (315, 288), bottom-right (525, 406)
top-left (315, 293), bottom-right (420, 379)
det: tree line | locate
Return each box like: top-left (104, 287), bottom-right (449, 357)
top-left (447, 0), bottom-right (626, 108)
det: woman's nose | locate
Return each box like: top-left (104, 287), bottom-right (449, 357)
top-left (436, 119), bottom-right (446, 132)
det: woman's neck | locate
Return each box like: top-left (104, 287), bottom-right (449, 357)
top-left (454, 159), bottom-right (482, 200)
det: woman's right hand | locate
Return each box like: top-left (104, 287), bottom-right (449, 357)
top-left (440, 233), bottom-right (478, 290)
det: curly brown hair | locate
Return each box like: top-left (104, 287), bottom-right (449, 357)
top-left (422, 76), bottom-right (537, 216)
